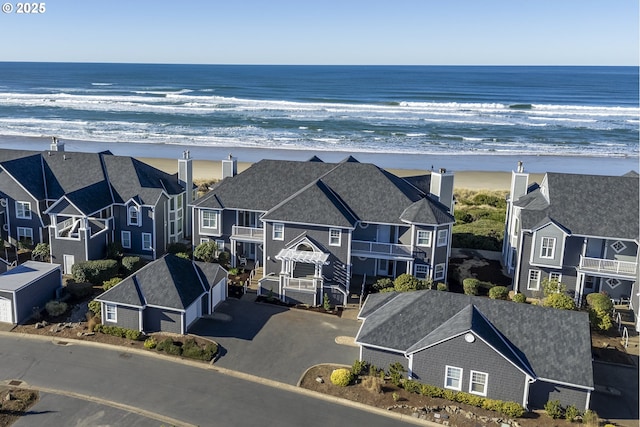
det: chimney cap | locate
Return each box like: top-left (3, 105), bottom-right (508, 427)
top-left (517, 161), bottom-right (524, 173)
top-left (439, 168), bottom-right (447, 174)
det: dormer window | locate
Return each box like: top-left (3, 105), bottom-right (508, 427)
top-left (128, 205), bottom-right (140, 226)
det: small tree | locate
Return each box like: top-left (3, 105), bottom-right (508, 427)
top-left (543, 293), bottom-right (576, 310)
top-left (194, 241), bottom-right (218, 263)
top-left (393, 274), bottom-right (429, 292)
top-left (323, 293), bottom-right (331, 311)
top-left (32, 243), bottom-right (50, 261)
top-left (542, 277), bottom-right (566, 297)
top-left (372, 277), bottom-right (393, 292)
top-left (586, 293), bottom-right (614, 331)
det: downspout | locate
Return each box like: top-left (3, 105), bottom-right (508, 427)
top-left (513, 231), bottom-right (526, 293)
top-left (406, 353), bottom-right (413, 380)
top-left (585, 389), bottom-right (591, 411)
top-left (523, 376), bottom-right (535, 410)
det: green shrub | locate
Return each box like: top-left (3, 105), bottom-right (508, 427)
top-left (175, 252), bottom-right (190, 260)
top-left (144, 337), bottom-right (157, 349)
top-left (330, 368), bottom-right (353, 387)
top-left (489, 286), bottom-right (509, 300)
top-left (94, 324), bottom-right (141, 340)
top-left (351, 359), bottom-right (367, 376)
top-left (66, 281), bottom-right (94, 299)
top-left (544, 400), bottom-right (563, 419)
top-left (442, 389), bottom-right (456, 402)
top-left (72, 259), bottom-right (119, 285)
top-left (542, 277), bottom-right (567, 297)
top-left (454, 391), bottom-right (484, 407)
top-left (543, 293), bottom-right (576, 310)
top-left (512, 293), bottom-right (527, 303)
top-left (402, 379), bottom-right (422, 394)
top-left (166, 242), bottom-right (190, 254)
top-left (420, 384), bottom-right (444, 398)
top-left (582, 409), bottom-right (599, 427)
top-left (194, 241), bottom-right (218, 263)
top-left (586, 293), bottom-right (614, 331)
top-left (463, 278), bottom-right (480, 295)
top-left (481, 398), bottom-right (502, 412)
top-left (436, 282), bottom-right (448, 291)
top-left (102, 277), bottom-right (121, 291)
top-left (372, 278), bottom-right (393, 291)
top-left (564, 404), bottom-right (580, 422)
top-left (125, 329), bottom-right (142, 340)
top-left (156, 338), bottom-right (182, 355)
top-left (393, 274), bottom-right (430, 292)
top-left (388, 362), bottom-right (406, 386)
top-left (88, 300), bottom-right (101, 316)
top-left (323, 293), bottom-right (331, 311)
top-left (45, 300), bottom-right (68, 317)
top-left (499, 401), bottom-right (525, 418)
top-left (122, 256), bottom-right (143, 274)
top-left (392, 392), bottom-right (400, 401)
top-left (217, 251), bottom-right (230, 266)
top-left (454, 210), bottom-right (474, 224)
top-left (471, 193), bottom-right (507, 209)
top-left (32, 243), bottom-right (50, 261)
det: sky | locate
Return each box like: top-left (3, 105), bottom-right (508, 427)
top-left (0, 0), bottom-right (638, 65)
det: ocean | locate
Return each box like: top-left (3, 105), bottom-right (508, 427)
top-left (0, 62), bottom-right (638, 172)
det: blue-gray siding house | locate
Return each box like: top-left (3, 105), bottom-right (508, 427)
top-left (356, 290), bottom-right (594, 411)
top-left (192, 156), bottom-right (455, 306)
top-left (501, 164), bottom-right (639, 330)
top-left (94, 254), bottom-right (227, 334)
top-left (0, 261), bottom-right (62, 324)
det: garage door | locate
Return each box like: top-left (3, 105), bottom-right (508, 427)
top-left (211, 280), bottom-right (225, 310)
top-left (0, 297), bottom-right (13, 323)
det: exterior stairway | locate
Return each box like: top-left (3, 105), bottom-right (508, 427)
top-left (247, 266), bottom-right (263, 293)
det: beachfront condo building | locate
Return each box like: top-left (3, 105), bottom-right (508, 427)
top-left (0, 143), bottom-right (196, 272)
top-left (191, 155), bottom-right (455, 306)
top-left (501, 162), bottom-right (639, 331)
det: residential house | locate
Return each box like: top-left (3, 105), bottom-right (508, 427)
top-left (192, 156), bottom-right (455, 306)
top-left (355, 290), bottom-right (594, 411)
top-left (0, 142), bottom-right (196, 273)
top-left (501, 163), bottom-right (639, 322)
top-left (0, 261), bottom-right (62, 324)
top-left (95, 254), bottom-right (227, 334)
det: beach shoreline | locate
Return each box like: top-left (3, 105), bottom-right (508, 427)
top-left (1, 135), bottom-right (635, 190)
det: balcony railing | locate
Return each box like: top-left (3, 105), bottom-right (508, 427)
top-left (282, 276), bottom-right (319, 291)
top-left (579, 255), bottom-right (638, 278)
top-left (231, 225), bottom-right (264, 241)
top-left (351, 240), bottom-right (413, 258)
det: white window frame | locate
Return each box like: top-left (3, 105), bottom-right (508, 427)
top-left (200, 237), bottom-right (210, 245)
top-left (434, 263), bottom-right (445, 280)
top-left (121, 231), bottom-right (131, 249)
top-left (469, 370), bottom-right (488, 396)
top-left (549, 271), bottom-right (562, 284)
top-left (527, 269), bottom-right (541, 290)
top-left (17, 227), bottom-right (33, 243)
top-left (414, 264), bottom-right (430, 278)
top-left (128, 205), bottom-right (140, 226)
top-left (417, 230), bottom-right (432, 247)
top-left (540, 237), bottom-right (556, 259)
top-left (105, 304), bottom-right (117, 323)
top-left (329, 228), bottom-right (341, 246)
top-left (216, 239), bottom-right (225, 255)
top-left (273, 223), bottom-right (284, 241)
top-left (15, 201), bottom-right (32, 219)
top-left (201, 210), bottom-right (218, 229)
top-left (142, 233), bottom-right (152, 251)
top-left (610, 240), bottom-right (627, 254)
top-left (445, 365), bottom-right (463, 391)
top-left (437, 229), bottom-right (448, 247)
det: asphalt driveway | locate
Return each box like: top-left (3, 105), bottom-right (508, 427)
top-left (189, 298), bottom-right (361, 385)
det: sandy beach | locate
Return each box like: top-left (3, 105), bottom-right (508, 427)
top-left (1, 135), bottom-right (632, 191)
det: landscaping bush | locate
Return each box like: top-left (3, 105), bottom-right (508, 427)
top-left (420, 384), bottom-right (444, 398)
top-left (401, 379), bottom-right (422, 394)
top-left (217, 251), bottom-right (230, 266)
top-left (45, 300), bottom-right (68, 317)
top-left (32, 243), bottom-right (50, 261)
top-left (94, 324), bottom-right (141, 340)
top-left (194, 241), bottom-right (218, 263)
top-left (72, 259), bottom-right (119, 285)
top-left (388, 362), bottom-right (406, 386)
top-left (181, 339), bottom-right (218, 361)
top-left (489, 286), bottom-right (509, 300)
top-left (586, 293), bottom-right (614, 331)
top-left (372, 277), bottom-right (393, 292)
top-left (499, 401), bottom-right (525, 418)
top-left (463, 278), bottom-right (480, 295)
top-left (156, 338), bottom-right (182, 356)
top-left (543, 293), bottom-right (576, 310)
top-left (144, 336), bottom-right (157, 349)
top-left (442, 389), bottom-right (456, 402)
top-left (88, 300), bottom-right (101, 316)
top-left (511, 293), bottom-right (527, 303)
top-left (166, 242), bottom-right (190, 254)
top-left (175, 252), bottom-right (190, 260)
top-left (564, 404), bottom-right (580, 422)
top-left (122, 256), bottom-right (143, 274)
top-left (582, 410), bottom-right (599, 427)
top-left (330, 368), bottom-right (353, 387)
top-left (393, 274), bottom-right (428, 292)
top-left (102, 277), bottom-right (121, 291)
top-left (351, 359), bottom-right (367, 376)
top-left (66, 281), bottom-right (94, 299)
top-left (544, 400), bottom-right (563, 419)
top-left (471, 193), bottom-right (507, 209)
top-left (436, 282), bottom-right (448, 291)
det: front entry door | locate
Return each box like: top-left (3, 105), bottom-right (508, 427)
top-left (63, 254), bottom-right (75, 275)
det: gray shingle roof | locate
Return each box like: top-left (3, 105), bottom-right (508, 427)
top-left (0, 153), bottom-right (46, 200)
top-left (96, 254), bottom-right (225, 310)
top-left (516, 172), bottom-right (639, 239)
top-left (356, 290), bottom-right (593, 388)
top-left (400, 197), bottom-right (454, 225)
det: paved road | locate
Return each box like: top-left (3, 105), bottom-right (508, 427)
top-left (591, 360), bottom-right (639, 427)
top-left (191, 298), bottom-right (361, 384)
top-left (0, 335), bottom-right (413, 427)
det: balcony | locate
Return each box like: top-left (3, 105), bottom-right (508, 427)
top-left (579, 255), bottom-right (638, 279)
top-left (231, 225), bottom-right (264, 242)
top-left (282, 276), bottom-right (320, 292)
top-left (351, 240), bottom-right (413, 259)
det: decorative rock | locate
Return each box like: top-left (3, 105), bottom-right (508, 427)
top-left (315, 377), bottom-right (324, 384)
top-left (34, 322), bottom-right (42, 329)
top-left (4, 392), bottom-right (13, 401)
top-left (77, 332), bottom-right (83, 337)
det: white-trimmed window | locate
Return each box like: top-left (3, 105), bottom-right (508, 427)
top-left (540, 237), bottom-right (556, 259)
top-left (216, 240), bottom-right (225, 255)
top-left (121, 231), bottom-right (131, 249)
top-left (610, 240), bottom-right (627, 254)
top-left (201, 210), bottom-right (218, 229)
top-left (329, 228), bottom-right (341, 246)
top-left (273, 223), bottom-right (284, 241)
top-left (200, 237), bottom-right (210, 245)
top-left (17, 227), bottom-right (33, 244)
top-left (549, 271), bottom-right (562, 284)
top-left (415, 264), bottom-right (430, 279)
top-left (437, 229), bottom-right (448, 247)
top-left (128, 205), bottom-right (140, 226)
top-left (469, 371), bottom-right (488, 396)
top-left (417, 230), bottom-right (432, 247)
top-left (445, 366), bottom-right (463, 391)
top-left (434, 263), bottom-right (445, 280)
top-left (527, 269), bottom-right (541, 290)
top-left (105, 304), bottom-right (117, 322)
top-left (15, 201), bottom-right (31, 219)
top-left (142, 233), bottom-right (152, 251)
